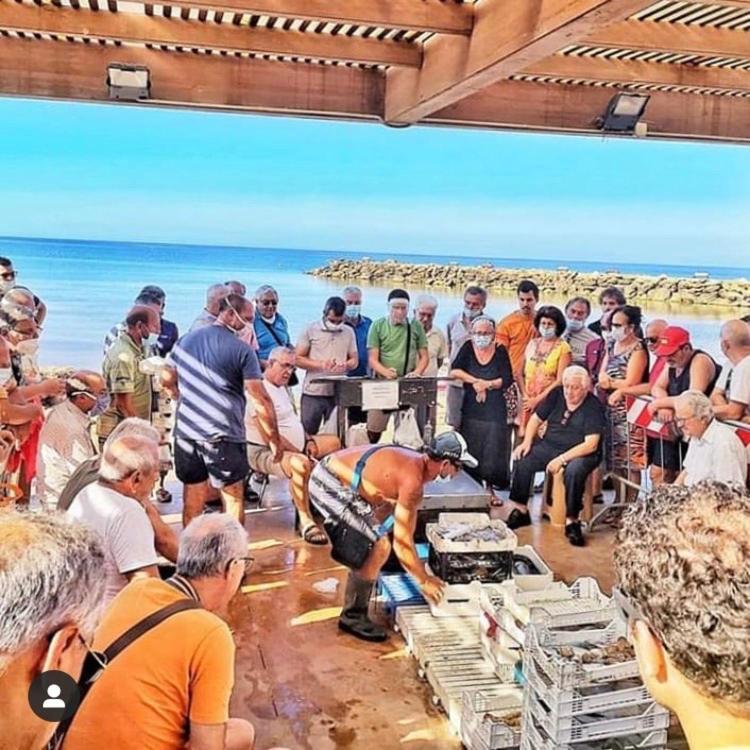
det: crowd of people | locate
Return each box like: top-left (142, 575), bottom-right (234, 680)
top-left (0, 251), bottom-right (749, 749)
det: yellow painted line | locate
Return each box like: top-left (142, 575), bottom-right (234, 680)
top-left (290, 606), bottom-right (342, 627)
top-left (304, 565), bottom-right (346, 577)
top-left (248, 539), bottom-right (284, 551)
top-left (378, 647), bottom-right (408, 661)
top-left (400, 729), bottom-right (437, 743)
top-left (241, 580), bottom-right (288, 594)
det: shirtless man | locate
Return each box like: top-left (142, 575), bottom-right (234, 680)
top-left (309, 431), bottom-right (478, 641)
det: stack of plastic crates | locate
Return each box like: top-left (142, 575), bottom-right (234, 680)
top-left (460, 687), bottom-right (524, 750)
top-left (520, 617), bottom-right (670, 749)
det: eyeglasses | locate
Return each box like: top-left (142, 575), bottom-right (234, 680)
top-left (645, 337), bottom-right (659, 345)
top-left (0, 271), bottom-right (16, 281)
top-left (259, 299), bottom-right (278, 307)
top-left (225, 555), bottom-right (254, 575)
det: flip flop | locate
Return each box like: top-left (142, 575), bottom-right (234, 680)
top-left (301, 523), bottom-right (328, 546)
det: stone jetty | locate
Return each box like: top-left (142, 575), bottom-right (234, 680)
top-left (308, 258), bottom-right (750, 309)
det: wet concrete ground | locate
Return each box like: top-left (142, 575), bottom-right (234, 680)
top-left (159, 478), bottom-right (623, 750)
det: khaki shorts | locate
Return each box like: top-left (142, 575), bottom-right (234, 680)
top-left (246, 443), bottom-right (286, 479)
top-left (366, 408), bottom-right (395, 434)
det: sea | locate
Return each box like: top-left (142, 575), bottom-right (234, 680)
top-left (2, 235), bottom-right (748, 371)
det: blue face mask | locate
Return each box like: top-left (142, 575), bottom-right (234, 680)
top-left (566, 318), bottom-right (584, 332)
top-left (346, 304), bottom-right (361, 318)
top-left (539, 326), bottom-right (556, 340)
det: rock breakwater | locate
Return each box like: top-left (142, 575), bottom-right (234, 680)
top-left (308, 259), bottom-right (750, 309)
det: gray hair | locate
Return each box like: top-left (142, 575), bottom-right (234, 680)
top-left (342, 286), bottom-right (362, 298)
top-left (99, 434), bottom-right (159, 482)
top-left (0, 513), bottom-right (105, 668)
top-left (103, 417), bottom-right (160, 453)
top-left (415, 294), bottom-right (439, 312)
top-left (470, 315), bottom-right (496, 332)
top-left (206, 283), bottom-right (230, 306)
top-left (268, 346), bottom-right (295, 363)
top-left (254, 284), bottom-right (278, 300)
top-left (563, 365), bottom-right (592, 386)
top-left (675, 390), bottom-right (714, 422)
top-left (176, 514), bottom-right (249, 579)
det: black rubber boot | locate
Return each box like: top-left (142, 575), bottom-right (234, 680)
top-left (338, 572), bottom-right (388, 642)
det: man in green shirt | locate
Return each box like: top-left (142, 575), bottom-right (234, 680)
top-left (366, 289), bottom-right (429, 443)
top-left (98, 306), bottom-right (160, 446)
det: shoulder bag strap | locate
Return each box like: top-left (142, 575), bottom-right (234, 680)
top-left (403, 321), bottom-right (412, 376)
top-left (260, 317), bottom-right (286, 347)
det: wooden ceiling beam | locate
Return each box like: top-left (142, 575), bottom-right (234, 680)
top-left (426, 77), bottom-right (750, 142)
top-left (586, 18), bottom-right (750, 59)
top-left (0, 36), bottom-right (384, 117)
top-left (384, 0), bottom-right (652, 124)
top-left (0, 2), bottom-right (421, 67)
top-left (159, 0), bottom-right (474, 35)
top-left (524, 53), bottom-right (750, 92)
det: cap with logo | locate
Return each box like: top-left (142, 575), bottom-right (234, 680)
top-left (654, 326), bottom-right (691, 357)
top-left (427, 431), bottom-right (478, 468)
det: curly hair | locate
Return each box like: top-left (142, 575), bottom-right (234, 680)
top-left (614, 481), bottom-right (750, 707)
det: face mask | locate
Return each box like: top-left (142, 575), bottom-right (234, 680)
top-left (143, 332), bottom-right (158, 347)
top-left (324, 319), bottom-right (344, 332)
top-left (566, 318), bottom-right (584, 332)
top-left (389, 304), bottom-right (408, 323)
top-left (0, 367), bottom-right (13, 385)
top-left (90, 393), bottom-right (110, 416)
top-left (611, 328), bottom-right (627, 343)
top-left (434, 472), bottom-right (452, 484)
top-left (345, 304), bottom-right (361, 318)
top-left (15, 339), bottom-right (39, 356)
top-left (0, 279), bottom-right (15, 294)
top-left (539, 327), bottom-right (556, 340)
top-left (473, 334), bottom-right (493, 349)
top-left (464, 306), bottom-right (481, 320)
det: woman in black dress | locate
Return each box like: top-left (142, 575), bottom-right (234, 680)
top-left (450, 316), bottom-right (514, 496)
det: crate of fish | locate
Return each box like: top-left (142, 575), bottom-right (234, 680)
top-left (523, 688), bottom-right (670, 745)
top-left (511, 546), bottom-right (554, 592)
top-left (426, 513), bottom-right (517, 585)
top-left (520, 712), bottom-right (668, 750)
top-left (523, 642), bottom-right (653, 721)
top-left (460, 688), bottom-right (524, 750)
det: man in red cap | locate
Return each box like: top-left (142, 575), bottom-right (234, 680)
top-left (648, 326), bottom-right (721, 484)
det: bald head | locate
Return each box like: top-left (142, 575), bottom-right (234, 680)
top-left (720, 319), bottom-right (750, 364)
top-left (125, 305), bottom-right (160, 346)
top-left (645, 319), bottom-right (669, 353)
top-left (206, 284), bottom-right (231, 315)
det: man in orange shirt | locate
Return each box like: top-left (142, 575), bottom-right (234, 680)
top-left (63, 514), bottom-right (256, 750)
top-left (496, 280), bottom-right (540, 377)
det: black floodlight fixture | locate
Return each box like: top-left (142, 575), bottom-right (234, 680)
top-left (596, 92), bottom-right (650, 133)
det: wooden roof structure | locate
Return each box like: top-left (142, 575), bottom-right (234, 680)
top-left (2, 0), bottom-right (750, 143)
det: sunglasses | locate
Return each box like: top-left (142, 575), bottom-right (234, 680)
top-left (645, 337), bottom-right (659, 345)
top-left (225, 555), bottom-right (254, 575)
top-left (0, 271), bottom-right (16, 281)
top-left (259, 299), bottom-right (278, 307)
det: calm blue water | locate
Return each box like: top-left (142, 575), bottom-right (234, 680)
top-left (2, 235), bottom-right (746, 370)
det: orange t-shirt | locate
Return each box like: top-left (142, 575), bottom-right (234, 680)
top-left (496, 311), bottom-right (537, 375)
top-left (63, 578), bottom-right (235, 750)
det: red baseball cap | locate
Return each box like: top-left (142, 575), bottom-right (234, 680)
top-left (654, 326), bottom-right (691, 357)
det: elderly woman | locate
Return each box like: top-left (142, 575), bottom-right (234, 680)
top-left (253, 284), bottom-right (292, 370)
top-left (507, 366), bottom-right (605, 546)
top-left (450, 316), bottom-right (513, 494)
top-left (519, 305), bottom-right (572, 433)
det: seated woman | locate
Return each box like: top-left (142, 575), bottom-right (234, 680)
top-left (506, 366), bottom-right (605, 547)
top-left (450, 316), bottom-right (513, 500)
top-left (518, 306), bottom-right (572, 434)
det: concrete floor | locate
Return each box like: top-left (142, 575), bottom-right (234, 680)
top-left (159, 477), bottom-right (622, 750)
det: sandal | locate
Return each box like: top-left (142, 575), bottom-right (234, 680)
top-left (301, 523), bottom-right (328, 546)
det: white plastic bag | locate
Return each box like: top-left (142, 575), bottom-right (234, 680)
top-left (394, 408), bottom-right (423, 449)
top-left (346, 422), bottom-right (370, 447)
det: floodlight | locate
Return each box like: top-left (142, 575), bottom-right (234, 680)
top-left (107, 64), bottom-right (150, 101)
top-left (596, 93), bottom-right (650, 133)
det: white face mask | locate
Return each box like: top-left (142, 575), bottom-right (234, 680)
top-left (611, 327), bottom-right (627, 343)
top-left (566, 318), bottom-right (584, 332)
top-left (539, 326), bottom-right (556, 340)
top-left (472, 334), bottom-right (493, 349)
top-left (0, 279), bottom-right (15, 294)
top-left (15, 339), bottom-right (39, 356)
top-left (323, 319), bottom-right (344, 332)
top-left (464, 306), bottom-right (481, 320)
top-left (345, 304), bottom-right (361, 319)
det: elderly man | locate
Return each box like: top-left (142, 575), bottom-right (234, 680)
top-left (103, 289), bottom-right (164, 356)
top-left (166, 293), bottom-right (281, 526)
top-left (63, 515), bottom-right (255, 750)
top-left (672, 391), bottom-right (747, 487)
top-left (225, 280), bottom-right (259, 351)
top-left (189, 283), bottom-right (231, 332)
top-left (98, 305), bottom-right (160, 445)
top-left (366, 289), bottom-right (429, 443)
top-left (36, 370), bottom-right (106, 509)
top-left (343, 285), bottom-right (372, 425)
top-left (415, 294), bottom-right (448, 378)
top-left (712, 319), bottom-right (750, 422)
top-left (67, 432), bottom-right (177, 603)
top-left (0, 514), bottom-right (105, 750)
top-left (296, 296), bottom-right (358, 436)
top-left (507, 366), bottom-right (605, 546)
top-left (445, 285), bottom-right (487, 428)
top-left (309, 432), bottom-right (476, 641)
top-left (562, 297), bottom-right (598, 366)
top-left (614, 482), bottom-right (750, 750)
top-left (254, 284), bottom-right (292, 368)
top-left (247, 346), bottom-right (341, 545)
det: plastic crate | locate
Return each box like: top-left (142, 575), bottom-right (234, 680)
top-left (520, 713), bottom-right (668, 750)
top-left (523, 688), bottom-right (670, 744)
top-left (427, 513), bottom-right (517, 585)
top-left (478, 630), bottom-right (522, 683)
top-left (524, 620), bottom-right (640, 690)
top-left (460, 688), bottom-right (524, 750)
top-left (523, 653), bottom-right (652, 720)
top-left (511, 546), bottom-right (553, 592)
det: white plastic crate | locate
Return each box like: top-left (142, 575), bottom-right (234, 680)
top-left (523, 652), bottom-right (652, 720)
top-left (460, 688), bottom-right (524, 750)
top-left (511, 545), bottom-right (553, 592)
top-left (426, 513), bottom-right (518, 554)
top-left (520, 713), bottom-right (668, 750)
top-left (478, 630), bottom-right (521, 683)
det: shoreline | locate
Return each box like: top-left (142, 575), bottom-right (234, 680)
top-left (308, 259), bottom-right (750, 309)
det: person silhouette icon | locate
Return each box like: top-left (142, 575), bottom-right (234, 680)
top-left (42, 684), bottom-right (66, 709)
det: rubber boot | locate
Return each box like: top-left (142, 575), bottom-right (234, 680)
top-left (338, 572), bottom-right (388, 642)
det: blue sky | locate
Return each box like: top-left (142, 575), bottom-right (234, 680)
top-left (0, 97), bottom-right (748, 267)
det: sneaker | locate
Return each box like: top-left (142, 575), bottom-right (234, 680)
top-left (506, 508), bottom-right (532, 530)
top-left (565, 521), bottom-right (585, 547)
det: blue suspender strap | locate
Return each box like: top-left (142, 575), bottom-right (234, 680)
top-left (349, 445), bottom-right (394, 538)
